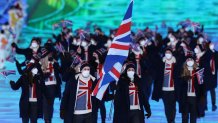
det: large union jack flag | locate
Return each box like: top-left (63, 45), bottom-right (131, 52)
top-left (93, 0), bottom-right (134, 100)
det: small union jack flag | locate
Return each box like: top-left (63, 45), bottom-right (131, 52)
top-left (6, 54), bottom-right (15, 63)
top-left (78, 29), bottom-right (90, 41)
top-left (52, 23), bottom-right (61, 30)
top-left (71, 54), bottom-right (82, 67)
top-left (0, 70), bottom-right (16, 78)
top-left (178, 19), bottom-right (201, 33)
top-left (190, 22), bottom-right (201, 33)
top-left (193, 68), bottom-right (204, 85)
top-left (135, 29), bottom-right (145, 39)
top-left (52, 20), bottom-right (73, 29)
top-left (6, 48), bottom-right (16, 63)
top-left (178, 19), bottom-right (192, 27)
top-left (79, 29), bottom-right (86, 40)
top-left (61, 20), bottom-right (73, 27)
top-left (55, 43), bottom-right (65, 54)
top-left (130, 43), bottom-right (140, 52)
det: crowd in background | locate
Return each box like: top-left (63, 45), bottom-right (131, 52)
top-left (7, 18), bottom-right (218, 123)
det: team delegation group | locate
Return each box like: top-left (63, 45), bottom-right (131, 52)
top-left (9, 26), bottom-right (217, 123)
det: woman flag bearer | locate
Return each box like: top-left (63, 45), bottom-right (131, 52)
top-left (41, 54), bottom-right (62, 123)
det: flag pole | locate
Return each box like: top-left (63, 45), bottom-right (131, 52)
top-left (108, 100), bottom-right (114, 121)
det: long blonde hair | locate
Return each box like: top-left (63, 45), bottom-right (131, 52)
top-left (40, 53), bottom-right (55, 73)
top-left (40, 55), bottom-right (49, 73)
top-left (181, 60), bottom-right (198, 77)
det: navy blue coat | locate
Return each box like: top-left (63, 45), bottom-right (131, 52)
top-left (179, 73), bottom-right (206, 113)
top-left (14, 44), bottom-right (48, 62)
top-left (43, 62), bottom-right (62, 99)
top-left (10, 74), bottom-right (43, 118)
top-left (60, 74), bottom-right (97, 123)
top-left (113, 74), bottom-right (151, 123)
top-left (204, 50), bottom-right (218, 90)
top-left (199, 50), bottom-right (213, 90)
top-left (152, 59), bottom-right (179, 102)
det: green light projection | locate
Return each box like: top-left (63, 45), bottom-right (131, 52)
top-left (20, 0), bottom-right (218, 43)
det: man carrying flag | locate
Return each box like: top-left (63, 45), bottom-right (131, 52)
top-left (93, 0), bottom-right (134, 100)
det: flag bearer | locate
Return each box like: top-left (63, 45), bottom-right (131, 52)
top-left (113, 62), bottom-right (151, 123)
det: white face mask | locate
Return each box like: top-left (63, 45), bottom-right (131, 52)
top-left (69, 32), bottom-right (73, 36)
top-left (180, 42), bottom-right (185, 47)
top-left (29, 59), bottom-right (35, 63)
top-left (210, 44), bottom-right (215, 50)
top-left (91, 39), bottom-right (96, 45)
top-left (82, 70), bottom-right (90, 78)
top-left (187, 61), bottom-right (194, 67)
top-left (127, 71), bottom-right (135, 80)
top-left (198, 37), bottom-right (204, 44)
top-left (148, 41), bottom-right (152, 46)
top-left (31, 68), bottom-right (38, 75)
top-left (76, 41), bottom-right (81, 46)
top-left (73, 39), bottom-right (77, 45)
top-left (31, 42), bottom-right (38, 48)
top-left (169, 37), bottom-right (174, 42)
top-left (95, 59), bottom-right (99, 63)
top-left (81, 41), bottom-right (88, 47)
top-left (111, 34), bottom-right (115, 38)
top-left (140, 40), bottom-right (146, 46)
top-left (194, 48), bottom-right (199, 54)
top-left (165, 53), bottom-right (172, 60)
